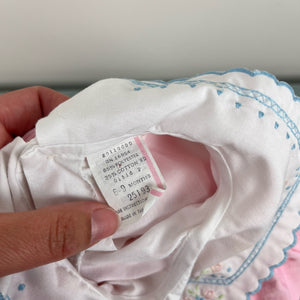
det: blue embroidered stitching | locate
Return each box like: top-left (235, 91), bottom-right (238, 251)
top-left (245, 225), bottom-right (300, 299)
top-left (189, 175), bottom-right (300, 286)
top-left (129, 70), bottom-right (300, 287)
top-left (129, 77), bottom-right (300, 149)
top-left (129, 68), bottom-right (300, 296)
top-left (130, 68), bottom-right (300, 102)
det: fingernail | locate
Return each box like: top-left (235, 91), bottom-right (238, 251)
top-left (90, 208), bottom-right (119, 245)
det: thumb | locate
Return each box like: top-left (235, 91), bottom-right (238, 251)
top-left (0, 201), bottom-right (119, 276)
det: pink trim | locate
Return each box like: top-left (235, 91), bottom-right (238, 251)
top-left (134, 136), bottom-right (164, 189)
top-left (150, 189), bottom-right (163, 197)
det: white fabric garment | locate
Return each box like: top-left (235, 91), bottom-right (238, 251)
top-left (0, 69), bottom-right (299, 300)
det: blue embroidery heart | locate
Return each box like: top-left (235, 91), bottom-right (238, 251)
top-left (0, 292), bottom-right (11, 300)
top-left (217, 89), bottom-right (223, 95)
top-left (235, 102), bottom-right (241, 108)
top-left (286, 133), bottom-right (290, 139)
top-left (274, 122), bottom-right (279, 129)
top-left (18, 284), bottom-right (25, 291)
top-left (258, 111), bottom-right (264, 118)
top-left (291, 144), bottom-right (296, 150)
top-left (134, 87), bottom-right (141, 91)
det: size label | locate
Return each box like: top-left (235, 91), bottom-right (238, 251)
top-left (87, 136), bottom-right (166, 225)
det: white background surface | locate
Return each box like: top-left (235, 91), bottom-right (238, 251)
top-left (0, 0), bottom-right (299, 86)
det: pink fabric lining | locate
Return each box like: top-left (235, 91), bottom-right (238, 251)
top-left (251, 230), bottom-right (300, 300)
top-left (21, 129), bottom-right (300, 297)
top-left (82, 134), bottom-right (217, 293)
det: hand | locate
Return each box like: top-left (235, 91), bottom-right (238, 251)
top-left (0, 87), bottom-right (119, 276)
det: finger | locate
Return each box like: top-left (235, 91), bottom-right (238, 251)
top-left (0, 87), bottom-right (69, 147)
top-left (0, 201), bottom-right (119, 276)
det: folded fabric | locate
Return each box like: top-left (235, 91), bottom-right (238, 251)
top-left (0, 69), bottom-right (299, 300)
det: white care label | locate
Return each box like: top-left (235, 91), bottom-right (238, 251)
top-left (87, 136), bottom-right (166, 225)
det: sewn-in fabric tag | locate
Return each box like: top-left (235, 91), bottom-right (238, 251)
top-left (87, 136), bottom-right (166, 225)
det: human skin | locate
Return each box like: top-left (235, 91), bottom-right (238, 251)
top-left (0, 87), bottom-right (119, 276)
